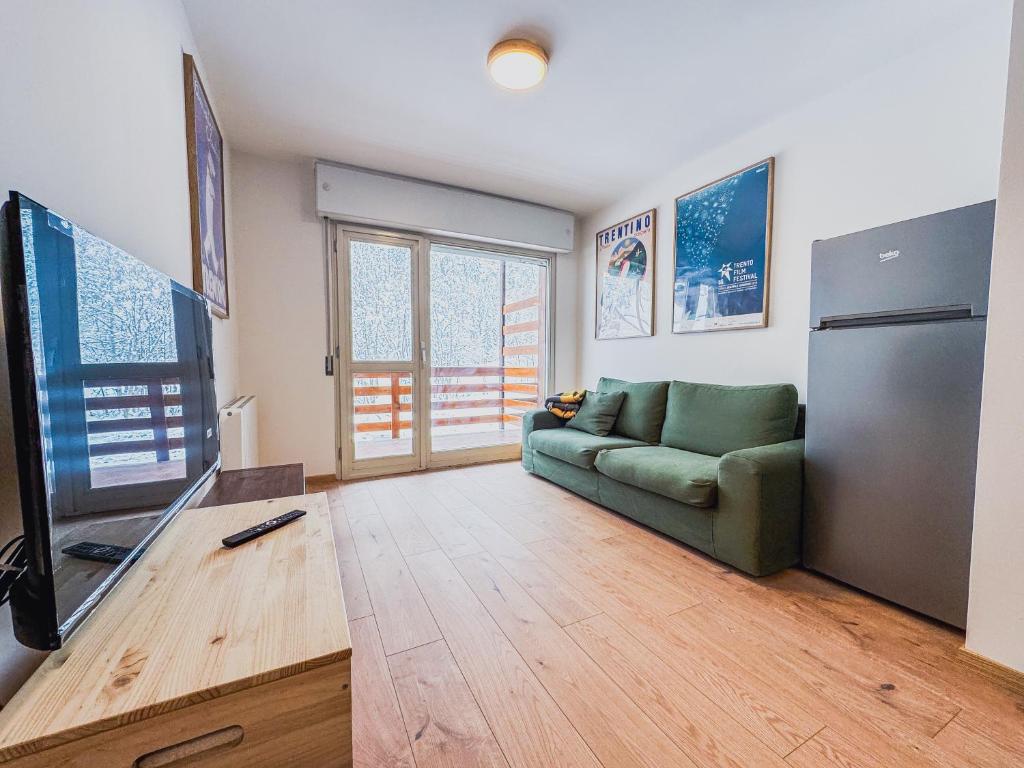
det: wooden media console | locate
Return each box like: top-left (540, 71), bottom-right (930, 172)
top-left (0, 492), bottom-right (351, 767)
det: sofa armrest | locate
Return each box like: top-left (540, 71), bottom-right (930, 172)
top-left (521, 409), bottom-right (563, 472)
top-left (523, 408), bottom-right (563, 436)
top-left (713, 438), bottom-right (804, 576)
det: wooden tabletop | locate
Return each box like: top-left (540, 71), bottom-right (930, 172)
top-left (0, 492), bottom-right (350, 760)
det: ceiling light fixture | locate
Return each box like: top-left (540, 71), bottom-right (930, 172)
top-left (487, 39), bottom-right (548, 91)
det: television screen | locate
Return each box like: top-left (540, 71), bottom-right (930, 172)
top-left (1, 192), bottom-right (219, 650)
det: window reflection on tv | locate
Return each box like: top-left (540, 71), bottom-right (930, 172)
top-left (1, 192), bottom-right (220, 649)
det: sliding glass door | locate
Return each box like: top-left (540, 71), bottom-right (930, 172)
top-left (335, 226), bottom-right (550, 478)
top-left (427, 243), bottom-right (547, 465)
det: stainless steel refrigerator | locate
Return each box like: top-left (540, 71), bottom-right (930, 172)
top-left (803, 200), bottom-right (995, 628)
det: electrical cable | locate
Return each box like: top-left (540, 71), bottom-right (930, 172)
top-left (0, 535), bottom-right (27, 607)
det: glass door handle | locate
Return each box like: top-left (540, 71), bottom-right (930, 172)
top-left (420, 342), bottom-right (427, 365)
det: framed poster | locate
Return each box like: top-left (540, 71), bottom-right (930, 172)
top-left (183, 53), bottom-right (229, 318)
top-left (595, 208), bottom-right (656, 340)
top-left (672, 158), bottom-right (774, 333)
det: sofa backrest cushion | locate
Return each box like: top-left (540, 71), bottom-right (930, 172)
top-left (597, 377), bottom-right (669, 443)
top-left (566, 390), bottom-right (626, 437)
top-left (660, 381), bottom-right (799, 456)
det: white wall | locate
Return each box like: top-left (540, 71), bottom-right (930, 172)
top-left (0, 0), bottom-right (239, 701)
top-left (967, 0), bottom-right (1024, 674)
top-left (575, 6), bottom-right (1010, 396)
top-left (230, 153), bottom-right (334, 475)
top-left (230, 152), bottom-right (579, 476)
top-left (0, 0), bottom-right (239, 408)
top-left (552, 246), bottom-right (579, 392)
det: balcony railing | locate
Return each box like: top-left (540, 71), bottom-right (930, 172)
top-left (84, 378), bottom-right (182, 461)
top-left (352, 366), bottom-right (539, 436)
top-left (352, 293), bottom-right (544, 443)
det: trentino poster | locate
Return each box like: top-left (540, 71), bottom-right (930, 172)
top-left (596, 208), bottom-right (656, 340)
top-left (673, 159), bottom-right (774, 333)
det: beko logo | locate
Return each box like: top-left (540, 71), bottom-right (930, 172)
top-left (879, 249), bottom-right (900, 263)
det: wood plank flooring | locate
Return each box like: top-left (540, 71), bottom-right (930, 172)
top-left (310, 462), bottom-right (1024, 768)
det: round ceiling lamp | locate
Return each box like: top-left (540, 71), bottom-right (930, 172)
top-left (487, 39), bottom-right (548, 91)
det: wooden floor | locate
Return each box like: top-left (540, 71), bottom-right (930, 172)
top-left (309, 461), bottom-right (1024, 768)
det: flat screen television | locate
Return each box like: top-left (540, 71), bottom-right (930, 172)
top-left (0, 192), bottom-right (219, 650)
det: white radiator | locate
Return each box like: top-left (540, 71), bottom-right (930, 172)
top-left (219, 395), bottom-right (259, 470)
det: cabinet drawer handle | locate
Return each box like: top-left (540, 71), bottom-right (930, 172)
top-left (133, 725), bottom-right (244, 767)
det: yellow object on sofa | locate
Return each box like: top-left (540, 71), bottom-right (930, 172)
top-left (544, 389), bottom-right (585, 420)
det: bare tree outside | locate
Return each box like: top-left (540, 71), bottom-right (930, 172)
top-left (72, 226), bottom-right (184, 478)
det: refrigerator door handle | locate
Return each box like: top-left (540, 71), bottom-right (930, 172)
top-left (818, 304), bottom-right (974, 330)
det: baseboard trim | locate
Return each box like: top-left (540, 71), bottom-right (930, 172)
top-left (956, 646), bottom-right (1024, 697)
top-left (305, 457), bottom-right (521, 486)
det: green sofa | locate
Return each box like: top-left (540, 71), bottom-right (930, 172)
top-left (522, 378), bottom-right (804, 576)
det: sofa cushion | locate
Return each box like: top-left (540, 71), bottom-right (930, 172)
top-left (529, 428), bottom-right (646, 470)
top-left (660, 381), bottom-right (798, 457)
top-left (597, 377), bottom-right (669, 443)
top-left (594, 446), bottom-right (720, 508)
top-left (566, 390), bottom-right (625, 437)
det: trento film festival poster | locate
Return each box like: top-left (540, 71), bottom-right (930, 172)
top-left (673, 158), bottom-right (774, 333)
top-left (596, 209), bottom-right (656, 340)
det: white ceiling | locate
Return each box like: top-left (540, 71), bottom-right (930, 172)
top-left (182, 0), bottom-right (992, 214)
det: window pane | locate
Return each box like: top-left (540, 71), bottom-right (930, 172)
top-left (75, 225), bottom-right (179, 364)
top-left (429, 244), bottom-right (546, 453)
top-left (429, 249), bottom-right (501, 369)
top-left (349, 240), bottom-right (412, 361)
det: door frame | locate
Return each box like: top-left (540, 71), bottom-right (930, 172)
top-left (330, 221), bottom-right (556, 480)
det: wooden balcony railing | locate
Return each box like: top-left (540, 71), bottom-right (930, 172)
top-left (84, 378), bottom-right (181, 460)
top-left (352, 367), bottom-right (540, 436)
top-left (352, 291), bottom-right (545, 440)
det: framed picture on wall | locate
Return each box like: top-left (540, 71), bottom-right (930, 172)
top-left (183, 53), bottom-right (229, 318)
top-left (672, 158), bottom-right (774, 333)
top-left (595, 208), bottom-right (656, 340)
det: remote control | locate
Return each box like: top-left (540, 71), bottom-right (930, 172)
top-left (62, 541), bottom-right (133, 565)
top-left (222, 509), bottom-right (306, 548)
